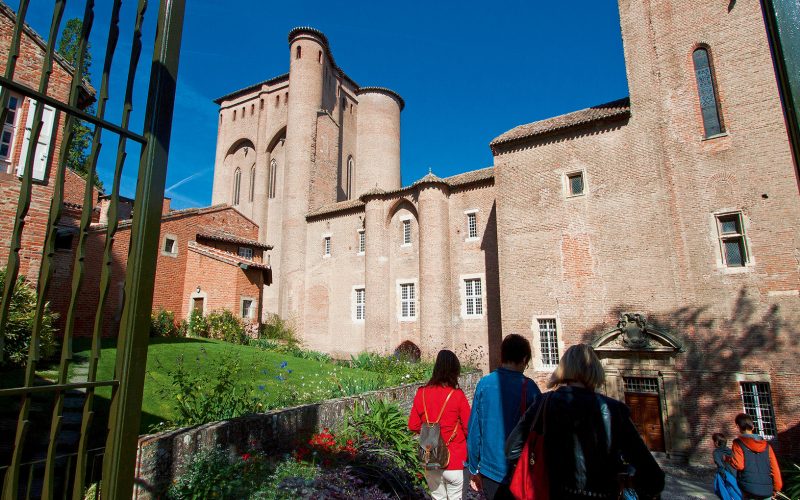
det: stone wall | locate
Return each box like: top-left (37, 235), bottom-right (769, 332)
top-left (133, 371), bottom-right (482, 499)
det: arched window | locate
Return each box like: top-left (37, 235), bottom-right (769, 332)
top-left (692, 47), bottom-right (724, 137)
top-left (345, 156), bottom-right (354, 200)
top-left (268, 159), bottom-right (277, 199)
top-left (249, 165), bottom-right (256, 202)
top-left (296, 45), bottom-right (302, 59)
top-left (233, 168), bottom-right (241, 205)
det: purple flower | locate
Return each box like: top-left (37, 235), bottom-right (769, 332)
top-left (280, 361), bottom-right (288, 369)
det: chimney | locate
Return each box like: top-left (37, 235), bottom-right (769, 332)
top-left (162, 197), bottom-right (171, 215)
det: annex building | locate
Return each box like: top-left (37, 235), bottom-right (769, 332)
top-left (210, 0), bottom-right (800, 462)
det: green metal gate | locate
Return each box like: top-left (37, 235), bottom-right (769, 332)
top-left (0, 0), bottom-right (184, 498)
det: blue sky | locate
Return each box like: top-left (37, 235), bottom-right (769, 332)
top-left (18, 1), bottom-right (628, 209)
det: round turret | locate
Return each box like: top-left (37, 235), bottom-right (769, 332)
top-left (355, 87), bottom-right (403, 195)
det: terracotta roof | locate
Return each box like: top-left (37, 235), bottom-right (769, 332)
top-left (196, 230), bottom-right (272, 250)
top-left (188, 241), bottom-right (270, 270)
top-left (213, 73), bottom-right (289, 104)
top-left (412, 171), bottom-right (447, 187)
top-left (91, 204), bottom-right (250, 232)
top-left (442, 167), bottom-right (494, 187)
top-left (306, 198), bottom-right (365, 219)
top-left (0, 1), bottom-right (96, 101)
top-left (490, 98), bottom-right (630, 151)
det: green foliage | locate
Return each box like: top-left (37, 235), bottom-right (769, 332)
top-left (150, 308), bottom-right (180, 338)
top-left (157, 354), bottom-right (264, 427)
top-left (344, 352), bottom-right (432, 386)
top-left (206, 310), bottom-right (247, 344)
top-left (259, 313), bottom-right (299, 345)
top-left (56, 18), bottom-right (102, 189)
top-left (185, 309), bottom-right (208, 337)
top-left (248, 338), bottom-right (332, 362)
top-left (342, 399), bottom-right (421, 476)
top-left (0, 268), bottom-right (58, 369)
top-left (166, 447), bottom-right (268, 499)
top-left (778, 462), bottom-right (800, 500)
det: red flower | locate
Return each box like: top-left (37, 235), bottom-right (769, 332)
top-left (241, 453), bottom-right (251, 461)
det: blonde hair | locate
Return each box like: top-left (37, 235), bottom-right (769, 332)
top-left (547, 344), bottom-right (605, 391)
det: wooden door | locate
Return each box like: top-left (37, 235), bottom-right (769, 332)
top-left (193, 297), bottom-right (204, 316)
top-left (625, 392), bottom-right (665, 452)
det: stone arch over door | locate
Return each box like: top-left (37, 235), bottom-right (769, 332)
top-left (592, 313), bottom-right (688, 460)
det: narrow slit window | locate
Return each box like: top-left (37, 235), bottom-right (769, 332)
top-left (232, 168), bottom-right (241, 206)
top-left (402, 219), bottom-right (412, 245)
top-left (467, 212), bottom-right (478, 239)
top-left (296, 46), bottom-right (302, 59)
top-left (323, 236), bottom-right (331, 257)
top-left (249, 166), bottom-right (256, 202)
top-left (268, 159), bottom-right (277, 199)
top-left (358, 229), bottom-right (365, 254)
top-left (693, 47), bottom-right (724, 137)
top-left (716, 212), bottom-right (748, 267)
top-left (346, 157), bottom-right (354, 200)
top-left (537, 318), bottom-right (560, 367)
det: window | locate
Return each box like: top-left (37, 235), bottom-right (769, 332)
top-left (466, 212), bottom-right (478, 239)
top-left (233, 109), bottom-right (236, 121)
top-left (296, 46), bottom-right (302, 59)
top-left (402, 219), bottom-right (412, 245)
top-left (358, 229), bottom-right (365, 254)
top-left (740, 382), bottom-right (777, 438)
top-left (0, 94), bottom-right (19, 161)
top-left (318, 50), bottom-right (322, 64)
top-left (275, 95), bottom-right (279, 107)
top-left (537, 318), bottom-right (560, 367)
top-left (233, 168), bottom-right (241, 205)
top-left (400, 283), bottom-right (416, 319)
top-left (354, 288), bottom-right (366, 321)
top-left (54, 228), bottom-right (73, 251)
top-left (268, 159), bottom-right (277, 199)
top-left (716, 212), bottom-right (748, 267)
top-left (260, 99), bottom-right (264, 110)
top-left (566, 171), bottom-right (585, 196)
top-left (323, 236), bottom-right (331, 257)
top-left (693, 47), bottom-right (724, 137)
top-left (241, 298), bottom-right (255, 319)
top-left (624, 377), bottom-right (660, 394)
top-left (162, 236), bottom-right (177, 256)
top-left (250, 104), bottom-right (254, 115)
top-left (238, 246), bottom-right (253, 259)
top-left (249, 166), bottom-right (256, 202)
top-left (345, 156), bottom-right (354, 200)
top-left (464, 278), bottom-right (483, 317)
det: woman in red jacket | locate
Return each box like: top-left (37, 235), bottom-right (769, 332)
top-left (408, 350), bottom-right (471, 500)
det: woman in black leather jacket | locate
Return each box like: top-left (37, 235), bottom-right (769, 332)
top-left (505, 344), bottom-right (665, 499)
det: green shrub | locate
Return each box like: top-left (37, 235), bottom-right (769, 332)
top-left (248, 338), bottom-right (331, 362)
top-left (149, 308), bottom-right (180, 337)
top-left (779, 462), bottom-right (800, 500)
top-left (260, 313), bottom-right (299, 345)
top-left (0, 268), bottom-right (58, 369)
top-left (157, 354), bottom-right (264, 427)
top-left (166, 447), bottom-right (268, 499)
top-left (206, 310), bottom-right (247, 344)
top-left (344, 352), bottom-right (432, 386)
top-left (186, 309), bottom-right (209, 338)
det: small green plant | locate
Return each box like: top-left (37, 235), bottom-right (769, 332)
top-left (778, 462), bottom-right (800, 500)
top-left (344, 352), bottom-right (432, 386)
top-left (0, 268), bottom-right (58, 369)
top-left (150, 308), bottom-right (180, 338)
top-left (157, 353), bottom-right (263, 427)
top-left (167, 447), bottom-right (267, 499)
top-left (248, 338), bottom-right (332, 362)
top-left (260, 313), bottom-right (299, 345)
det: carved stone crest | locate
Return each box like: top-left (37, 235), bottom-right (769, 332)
top-left (619, 313), bottom-right (650, 349)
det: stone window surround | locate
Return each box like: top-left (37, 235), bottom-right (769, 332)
top-left (0, 91), bottom-right (21, 168)
top-left (563, 168), bottom-right (588, 199)
top-left (322, 233), bottom-right (332, 258)
top-left (711, 209), bottom-right (754, 273)
top-left (352, 285), bottom-right (365, 323)
top-left (396, 279), bottom-right (418, 322)
top-left (530, 314), bottom-right (565, 372)
top-left (161, 233), bottom-right (178, 258)
top-left (240, 296), bottom-right (257, 320)
top-left (464, 209), bottom-right (479, 241)
top-left (460, 273), bottom-right (485, 320)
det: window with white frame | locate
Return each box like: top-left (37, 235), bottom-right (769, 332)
top-left (354, 287), bottom-right (366, 321)
top-left (240, 298), bottom-right (255, 319)
top-left (467, 212), bottom-right (478, 239)
top-left (537, 318), bottom-right (560, 367)
top-left (716, 212), bottom-right (748, 267)
top-left (740, 382), bottom-right (777, 438)
top-left (358, 229), bottom-right (365, 254)
top-left (238, 246), bottom-right (253, 259)
top-left (464, 278), bottom-right (483, 317)
top-left (162, 236), bottom-right (177, 256)
top-left (323, 236), bottom-right (331, 257)
top-left (400, 283), bottom-right (416, 319)
top-left (0, 94), bottom-right (20, 162)
top-left (402, 219), bottom-right (412, 245)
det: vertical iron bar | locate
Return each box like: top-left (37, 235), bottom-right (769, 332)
top-left (101, 1), bottom-right (185, 497)
top-left (40, 0), bottom-right (97, 493)
top-left (73, 2), bottom-right (143, 496)
top-left (1, 3), bottom-right (67, 498)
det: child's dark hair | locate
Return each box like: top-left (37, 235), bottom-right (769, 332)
top-left (735, 413), bottom-right (755, 432)
top-left (712, 432), bottom-right (727, 448)
top-left (427, 350), bottom-right (461, 388)
top-left (501, 334), bottom-right (532, 365)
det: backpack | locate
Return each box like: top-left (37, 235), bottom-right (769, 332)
top-left (417, 388), bottom-right (457, 470)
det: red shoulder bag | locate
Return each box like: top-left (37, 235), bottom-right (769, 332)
top-left (509, 392), bottom-right (550, 500)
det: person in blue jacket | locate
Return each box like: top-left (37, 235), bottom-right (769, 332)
top-left (466, 334), bottom-right (541, 499)
top-left (712, 432), bottom-right (742, 500)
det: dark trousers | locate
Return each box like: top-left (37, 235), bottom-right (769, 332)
top-left (481, 476), bottom-right (514, 500)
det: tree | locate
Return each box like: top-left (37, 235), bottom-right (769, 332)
top-left (57, 19), bottom-right (103, 190)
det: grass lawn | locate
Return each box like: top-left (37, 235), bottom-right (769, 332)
top-left (70, 336), bottom-right (389, 434)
